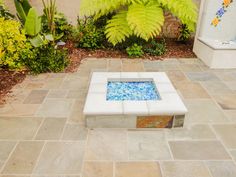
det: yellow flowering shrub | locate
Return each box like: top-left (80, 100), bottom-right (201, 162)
top-left (0, 17), bottom-right (32, 69)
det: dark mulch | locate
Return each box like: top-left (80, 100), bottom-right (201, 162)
top-left (0, 38), bottom-right (195, 104)
top-left (0, 69), bottom-right (27, 105)
top-left (65, 38), bottom-right (196, 72)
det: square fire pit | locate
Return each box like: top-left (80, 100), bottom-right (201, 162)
top-left (83, 72), bottom-right (187, 128)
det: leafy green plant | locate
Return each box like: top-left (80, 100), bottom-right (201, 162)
top-left (80, 0), bottom-right (198, 45)
top-left (42, 0), bottom-right (56, 35)
top-left (0, 0), bottom-right (15, 19)
top-left (143, 39), bottom-right (166, 56)
top-left (126, 43), bottom-right (144, 57)
top-left (178, 24), bottom-right (191, 42)
top-left (0, 18), bottom-right (31, 69)
top-left (72, 17), bottom-right (105, 49)
top-left (14, 0), bottom-right (32, 24)
top-left (42, 12), bottom-right (72, 40)
top-left (22, 44), bottom-right (68, 74)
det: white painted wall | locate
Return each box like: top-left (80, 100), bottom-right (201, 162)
top-left (4, 0), bottom-right (81, 24)
top-left (198, 0), bottom-right (236, 41)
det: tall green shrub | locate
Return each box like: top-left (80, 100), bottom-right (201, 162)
top-left (0, 18), bottom-right (32, 69)
top-left (80, 0), bottom-right (198, 45)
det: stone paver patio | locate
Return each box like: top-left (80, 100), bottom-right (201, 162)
top-left (0, 58), bottom-right (236, 177)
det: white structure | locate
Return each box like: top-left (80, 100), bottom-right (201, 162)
top-left (83, 72), bottom-right (187, 129)
top-left (193, 0), bottom-right (236, 68)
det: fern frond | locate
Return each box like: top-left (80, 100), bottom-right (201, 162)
top-left (126, 2), bottom-right (164, 40)
top-left (105, 11), bottom-right (133, 45)
top-left (161, 0), bottom-right (198, 31)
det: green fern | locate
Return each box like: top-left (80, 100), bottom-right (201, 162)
top-left (80, 0), bottom-right (198, 45)
top-left (105, 11), bottom-right (133, 45)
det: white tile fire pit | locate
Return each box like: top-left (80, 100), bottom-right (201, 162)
top-left (83, 72), bottom-right (187, 128)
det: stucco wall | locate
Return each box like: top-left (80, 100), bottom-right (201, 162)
top-left (5, 0), bottom-right (201, 38)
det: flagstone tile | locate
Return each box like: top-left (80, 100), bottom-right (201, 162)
top-left (66, 90), bottom-right (87, 101)
top-left (2, 141), bottom-right (44, 174)
top-left (35, 118), bottom-right (66, 140)
top-left (82, 162), bottom-right (113, 177)
top-left (213, 94), bottom-right (236, 110)
top-left (36, 99), bottom-right (74, 118)
top-left (0, 141), bottom-right (16, 170)
top-left (6, 90), bottom-right (31, 104)
top-left (47, 90), bottom-right (68, 98)
top-left (173, 82), bottom-right (210, 99)
top-left (186, 72), bottom-right (219, 82)
top-left (179, 64), bottom-right (202, 72)
top-left (23, 90), bottom-right (48, 104)
top-left (128, 131), bottom-right (171, 160)
top-left (0, 117), bottom-right (42, 140)
top-left (107, 59), bottom-right (122, 72)
top-left (166, 70), bottom-right (189, 83)
top-left (212, 124), bottom-right (236, 149)
top-left (230, 150), bottom-right (236, 161)
top-left (200, 81), bottom-right (233, 95)
top-left (43, 78), bottom-right (64, 89)
top-left (214, 71), bottom-right (236, 81)
top-left (85, 130), bottom-right (128, 161)
top-left (62, 124), bottom-right (88, 141)
top-left (25, 83), bottom-right (45, 90)
top-left (184, 99), bottom-right (228, 124)
top-left (0, 104), bottom-right (40, 117)
top-left (68, 100), bottom-right (84, 124)
top-left (169, 141), bottom-right (231, 160)
top-left (161, 161), bottom-right (211, 177)
top-left (122, 59), bottom-right (144, 72)
top-left (33, 142), bottom-right (85, 174)
top-left (165, 124), bottom-right (216, 140)
top-left (115, 162), bottom-right (162, 177)
top-left (60, 77), bottom-right (88, 90)
top-left (205, 161), bottom-right (236, 177)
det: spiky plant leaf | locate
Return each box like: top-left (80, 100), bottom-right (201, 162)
top-left (105, 11), bottom-right (133, 45)
top-left (127, 2), bottom-right (164, 40)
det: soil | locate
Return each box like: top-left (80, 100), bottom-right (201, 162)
top-left (0, 38), bottom-right (195, 104)
top-left (0, 70), bottom-right (27, 105)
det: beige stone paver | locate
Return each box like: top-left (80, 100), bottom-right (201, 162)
top-left (165, 124), bottom-right (216, 140)
top-left (161, 161), bottom-right (211, 177)
top-left (1, 58), bottom-right (236, 176)
top-left (169, 141), bottom-right (231, 160)
top-left (85, 130), bottom-right (128, 161)
top-left (0, 104), bottom-right (40, 117)
top-left (47, 89), bottom-right (68, 98)
top-left (186, 71), bottom-right (220, 82)
top-left (122, 59), bottom-right (144, 72)
top-left (23, 90), bottom-right (48, 104)
top-left (184, 99), bottom-right (228, 124)
top-left (62, 124), bottom-right (88, 141)
top-left (128, 131), bottom-right (171, 160)
top-left (33, 142), bottom-right (85, 174)
top-left (35, 118), bottom-right (66, 140)
top-left (2, 141), bottom-right (44, 174)
top-left (230, 150), bottom-right (236, 161)
top-left (205, 161), bottom-right (236, 177)
top-left (0, 142), bottom-right (16, 170)
top-left (212, 94), bottom-right (236, 110)
top-left (0, 117), bottom-right (42, 140)
top-left (36, 99), bottom-right (74, 118)
top-left (212, 124), bottom-right (236, 149)
top-left (115, 162), bottom-right (162, 177)
top-left (82, 161), bottom-right (113, 177)
top-left (173, 81), bottom-right (210, 99)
